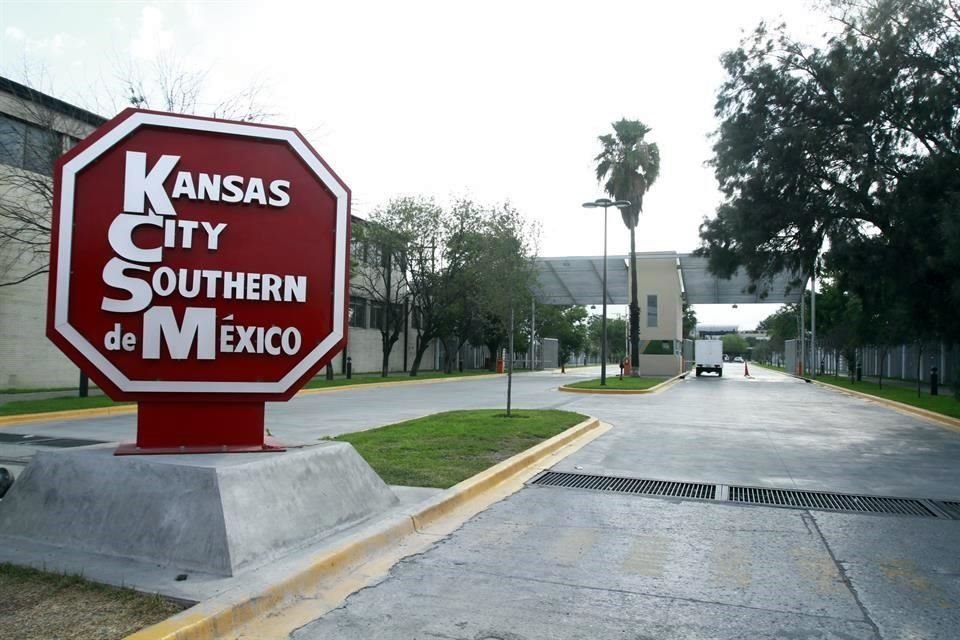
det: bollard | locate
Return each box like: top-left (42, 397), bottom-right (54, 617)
top-left (856, 363), bottom-right (862, 382)
top-left (931, 367), bottom-right (939, 396)
top-left (346, 356), bottom-right (352, 379)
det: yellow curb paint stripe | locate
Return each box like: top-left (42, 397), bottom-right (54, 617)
top-left (0, 374), bottom-right (507, 428)
top-left (0, 404), bottom-right (137, 427)
top-left (125, 416), bottom-right (602, 640)
top-left (558, 371), bottom-right (687, 395)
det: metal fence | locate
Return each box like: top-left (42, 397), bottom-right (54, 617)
top-left (782, 339), bottom-right (958, 386)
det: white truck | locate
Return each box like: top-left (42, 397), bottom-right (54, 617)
top-left (694, 340), bottom-right (724, 377)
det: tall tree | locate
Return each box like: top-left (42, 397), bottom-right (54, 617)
top-left (700, 0), bottom-right (960, 344)
top-left (539, 306), bottom-right (589, 368)
top-left (594, 119), bottom-right (660, 376)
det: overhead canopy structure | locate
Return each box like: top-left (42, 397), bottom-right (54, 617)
top-left (534, 253), bottom-right (802, 306)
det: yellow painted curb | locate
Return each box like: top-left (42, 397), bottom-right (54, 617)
top-left (810, 379), bottom-right (960, 434)
top-left (0, 403), bottom-right (137, 427)
top-left (558, 371), bottom-right (687, 395)
top-left (0, 373), bottom-right (506, 428)
top-left (125, 415), bottom-right (602, 640)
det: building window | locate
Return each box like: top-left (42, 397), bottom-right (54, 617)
top-left (0, 114), bottom-right (62, 176)
top-left (349, 296), bottom-right (366, 328)
top-left (369, 301), bottom-right (384, 330)
top-left (646, 294), bottom-right (658, 328)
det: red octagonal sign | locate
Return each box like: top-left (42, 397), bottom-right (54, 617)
top-left (47, 109), bottom-right (350, 453)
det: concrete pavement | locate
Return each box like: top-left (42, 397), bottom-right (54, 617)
top-left (4, 364), bottom-right (960, 638)
top-left (286, 363), bottom-right (960, 640)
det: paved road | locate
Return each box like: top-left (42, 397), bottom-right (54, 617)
top-left (4, 364), bottom-right (960, 638)
top-left (289, 363), bottom-right (960, 640)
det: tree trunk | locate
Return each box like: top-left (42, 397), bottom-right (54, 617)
top-left (410, 337), bottom-right (432, 376)
top-left (628, 225), bottom-right (640, 377)
top-left (381, 333), bottom-right (399, 378)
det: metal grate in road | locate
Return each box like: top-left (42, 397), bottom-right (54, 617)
top-left (0, 433), bottom-right (105, 448)
top-left (532, 471), bottom-right (716, 500)
top-left (728, 486), bottom-right (938, 518)
top-left (0, 433), bottom-right (36, 444)
top-left (29, 437), bottom-right (105, 448)
top-left (935, 501), bottom-right (960, 519)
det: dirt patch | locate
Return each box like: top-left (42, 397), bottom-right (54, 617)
top-left (0, 563), bottom-right (184, 640)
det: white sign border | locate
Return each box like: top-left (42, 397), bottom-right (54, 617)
top-left (54, 112), bottom-right (348, 394)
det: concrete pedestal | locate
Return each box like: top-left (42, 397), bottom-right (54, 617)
top-left (0, 442), bottom-right (398, 576)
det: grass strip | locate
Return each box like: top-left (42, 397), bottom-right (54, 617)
top-left (565, 376), bottom-right (665, 390)
top-left (0, 386), bottom-right (76, 395)
top-left (0, 395), bottom-right (128, 416)
top-left (335, 409), bottom-right (587, 488)
top-left (813, 376), bottom-right (960, 420)
top-left (0, 563), bottom-right (183, 640)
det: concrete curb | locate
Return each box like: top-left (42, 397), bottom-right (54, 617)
top-left (808, 378), bottom-right (960, 433)
top-left (0, 373), bottom-right (507, 428)
top-left (125, 415), bottom-right (602, 640)
top-left (558, 371), bottom-right (687, 395)
top-left (0, 403), bottom-right (137, 427)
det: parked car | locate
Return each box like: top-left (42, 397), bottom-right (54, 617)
top-left (734, 356), bottom-right (744, 363)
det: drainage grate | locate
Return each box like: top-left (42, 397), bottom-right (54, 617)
top-left (29, 437), bottom-right (105, 448)
top-left (0, 433), bottom-right (105, 448)
top-left (936, 501), bottom-right (960, 519)
top-left (532, 471), bottom-right (716, 500)
top-left (728, 486), bottom-right (938, 518)
top-left (0, 433), bottom-right (37, 444)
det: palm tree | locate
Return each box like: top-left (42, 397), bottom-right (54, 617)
top-left (594, 119), bottom-right (660, 376)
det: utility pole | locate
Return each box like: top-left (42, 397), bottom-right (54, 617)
top-left (811, 260), bottom-right (817, 378)
top-left (799, 280), bottom-right (806, 376)
top-left (507, 304), bottom-right (514, 416)
top-left (530, 300), bottom-right (536, 370)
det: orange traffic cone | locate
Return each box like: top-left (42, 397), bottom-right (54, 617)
top-left (744, 361), bottom-right (750, 377)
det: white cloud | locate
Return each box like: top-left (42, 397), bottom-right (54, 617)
top-left (130, 5), bottom-right (174, 59)
top-left (4, 26), bottom-right (25, 41)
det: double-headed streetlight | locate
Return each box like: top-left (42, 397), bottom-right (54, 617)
top-left (583, 198), bottom-right (631, 385)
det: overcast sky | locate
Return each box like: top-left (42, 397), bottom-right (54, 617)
top-left (1, 0), bottom-right (833, 329)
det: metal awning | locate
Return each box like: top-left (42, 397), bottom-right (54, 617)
top-left (533, 253), bottom-right (802, 306)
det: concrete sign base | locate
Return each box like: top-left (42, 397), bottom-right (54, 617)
top-left (0, 442), bottom-right (398, 576)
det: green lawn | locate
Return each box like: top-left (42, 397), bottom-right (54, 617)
top-left (305, 369), bottom-right (498, 389)
top-left (335, 409), bottom-right (587, 488)
top-left (565, 376), bottom-right (666, 390)
top-left (0, 386), bottom-right (75, 395)
top-left (814, 377), bottom-right (960, 420)
top-left (0, 563), bottom-right (183, 640)
top-left (0, 395), bottom-right (128, 417)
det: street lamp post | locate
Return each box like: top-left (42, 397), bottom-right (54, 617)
top-left (583, 198), bottom-right (631, 385)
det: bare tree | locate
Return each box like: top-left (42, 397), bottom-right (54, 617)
top-left (0, 65), bottom-right (272, 395)
top-left (0, 60), bottom-right (273, 289)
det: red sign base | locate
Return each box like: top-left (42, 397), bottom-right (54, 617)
top-left (114, 401), bottom-right (284, 455)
